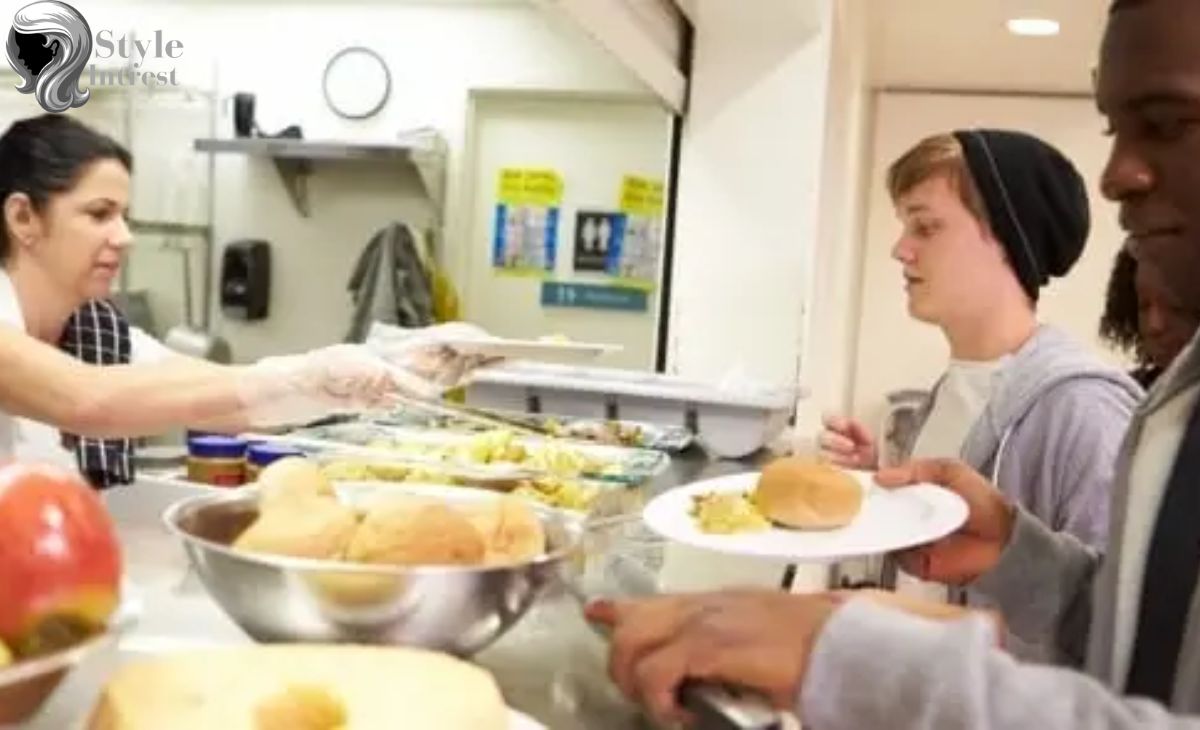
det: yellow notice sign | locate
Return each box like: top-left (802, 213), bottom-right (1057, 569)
top-left (497, 168), bottom-right (564, 207)
top-left (619, 175), bottom-right (664, 217)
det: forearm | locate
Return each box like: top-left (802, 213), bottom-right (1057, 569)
top-left (972, 508), bottom-right (1099, 654)
top-left (145, 355), bottom-right (253, 434)
top-left (0, 326), bottom-right (249, 437)
top-left (37, 361), bottom-right (248, 438)
top-left (801, 600), bottom-right (1200, 730)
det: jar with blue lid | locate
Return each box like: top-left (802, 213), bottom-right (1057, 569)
top-left (186, 434), bottom-right (248, 487)
top-left (245, 442), bottom-right (306, 482)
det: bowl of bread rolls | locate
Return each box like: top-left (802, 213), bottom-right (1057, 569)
top-left (162, 457), bottom-right (582, 657)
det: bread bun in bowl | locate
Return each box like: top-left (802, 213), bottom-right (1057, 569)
top-left (752, 457), bottom-right (863, 530)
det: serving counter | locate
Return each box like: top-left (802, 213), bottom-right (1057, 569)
top-left (25, 450), bottom-right (790, 729)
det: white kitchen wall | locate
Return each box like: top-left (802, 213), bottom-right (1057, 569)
top-left (791, 0), bottom-right (872, 443)
top-left (667, 0), bottom-right (834, 391)
top-left (658, 0), bottom-right (845, 595)
top-left (850, 91), bottom-right (1128, 435)
top-left (25, 0), bottom-right (658, 362)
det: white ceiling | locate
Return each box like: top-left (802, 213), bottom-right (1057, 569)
top-left (869, 0), bottom-right (1109, 94)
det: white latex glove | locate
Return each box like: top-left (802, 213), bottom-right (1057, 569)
top-left (365, 321), bottom-right (501, 397)
top-left (238, 344), bottom-right (402, 427)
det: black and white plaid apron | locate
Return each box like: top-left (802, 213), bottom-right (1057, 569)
top-left (58, 299), bottom-right (134, 489)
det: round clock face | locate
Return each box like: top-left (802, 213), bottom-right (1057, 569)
top-left (323, 46), bottom-right (391, 119)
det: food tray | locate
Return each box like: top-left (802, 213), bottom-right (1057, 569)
top-left (286, 422), bottom-right (670, 487)
top-left (375, 406), bottom-right (695, 453)
top-left (236, 432), bottom-right (643, 514)
top-left (464, 362), bottom-right (799, 458)
top-left (239, 433), bottom-right (537, 483)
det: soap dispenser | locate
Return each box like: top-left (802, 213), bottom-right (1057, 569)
top-left (220, 240), bottom-right (271, 321)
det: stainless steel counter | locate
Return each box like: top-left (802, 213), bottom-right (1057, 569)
top-left (25, 450), bottom-right (774, 729)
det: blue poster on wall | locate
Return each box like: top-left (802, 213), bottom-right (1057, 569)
top-left (491, 204), bottom-right (559, 275)
top-left (490, 168), bottom-right (562, 277)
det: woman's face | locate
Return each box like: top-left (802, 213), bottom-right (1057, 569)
top-left (17, 158), bottom-right (132, 302)
top-left (1136, 261), bottom-right (1200, 369)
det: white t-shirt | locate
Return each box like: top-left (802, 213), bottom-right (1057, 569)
top-left (911, 357), bottom-right (1011, 461)
top-left (901, 357), bottom-right (1010, 600)
top-left (0, 270), bottom-right (176, 465)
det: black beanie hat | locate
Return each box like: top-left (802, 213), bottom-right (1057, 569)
top-left (952, 129), bottom-right (1090, 301)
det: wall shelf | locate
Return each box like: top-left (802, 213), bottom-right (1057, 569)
top-left (193, 136), bottom-right (446, 218)
top-left (129, 218), bottom-right (211, 238)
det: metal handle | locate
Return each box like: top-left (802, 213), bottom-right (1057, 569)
top-left (383, 392), bottom-right (544, 437)
top-left (680, 682), bottom-right (783, 730)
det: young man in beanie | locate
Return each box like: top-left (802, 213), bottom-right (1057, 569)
top-left (590, 2), bottom-right (1200, 726)
top-left (821, 131), bottom-right (1141, 561)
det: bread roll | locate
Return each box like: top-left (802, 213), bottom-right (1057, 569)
top-left (752, 457), bottom-right (863, 530)
top-left (257, 457), bottom-right (334, 511)
top-left (466, 495), bottom-right (547, 565)
top-left (346, 499), bottom-right (485, 566)
top-left (233, 500), bottom-right (358, 560)
top-left (85, 645), bottom-right (509, 730)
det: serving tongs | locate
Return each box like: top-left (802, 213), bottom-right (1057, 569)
top-left (381, 392), bottom-right (548, 437)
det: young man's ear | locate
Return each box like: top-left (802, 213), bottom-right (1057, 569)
top-left (4, 193), bottom-right (40, 253)
top-left (980, 222), bottom-right (1012, 258)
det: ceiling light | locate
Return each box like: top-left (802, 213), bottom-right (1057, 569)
top-left (1007, 17), bottom-right (1061, 36)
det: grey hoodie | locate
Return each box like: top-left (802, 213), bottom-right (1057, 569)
top-left (909, 326), bottom-right (1141, 661)
top-left (797, 335), bottom-right (1200, 730)
top-left (911, 325), bottom-right (1142, 548)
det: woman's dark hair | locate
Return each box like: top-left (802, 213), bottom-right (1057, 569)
top-left (1100, 249), bottom-right (1142, 359)
top-left (1101, 250), bottom-right (1164, 387)
top-left (0, 114), bottom-right (132, 260)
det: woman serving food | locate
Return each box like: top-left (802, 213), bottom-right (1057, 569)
top-left (0, 113), bottom-right (487, 468)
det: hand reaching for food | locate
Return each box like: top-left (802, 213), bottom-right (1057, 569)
top-left (817, 414), bottom-right (879, 470)
top-left (366, 321), bottom-right (503, 399)
top-left (238, 344), bottom-right (401, 427)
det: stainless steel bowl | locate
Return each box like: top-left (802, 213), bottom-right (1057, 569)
top-left (162, 484), bottom-right (583, 656)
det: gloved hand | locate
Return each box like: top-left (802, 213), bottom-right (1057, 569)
top-left (365, 321), bottom-right (502, 398)
top-left (237, 344), bottom-right (402, 427)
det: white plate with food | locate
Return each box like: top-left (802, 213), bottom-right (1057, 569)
top-left (442, 336), bottom-right (621, 362)
top-left (642, 459), bottom-right (967, 563)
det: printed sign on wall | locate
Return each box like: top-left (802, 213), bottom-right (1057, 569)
top-left (608, 175), bottom-right (664, 289)
top-left (491, 168), bottom-right (563, 277)
top-left (541, 281), bottom-right (649, 312)
top-left (573, 210), bottom-right (625, 273)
